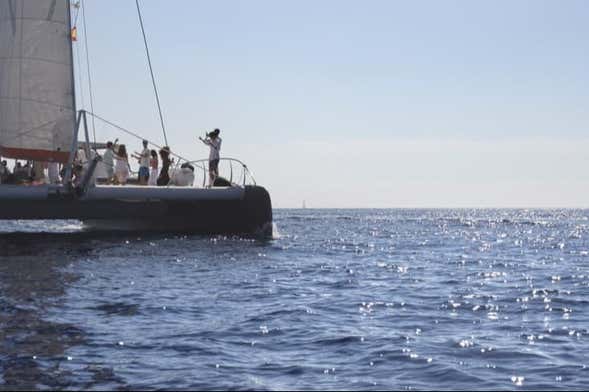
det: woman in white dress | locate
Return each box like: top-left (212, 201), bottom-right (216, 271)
top-left (114, 145), bottom-right (130, 185)
top-left (148, 149), bottom-right (158, 186)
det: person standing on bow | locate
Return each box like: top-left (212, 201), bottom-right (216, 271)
top-left (199, 128), bottom-right (222, 187)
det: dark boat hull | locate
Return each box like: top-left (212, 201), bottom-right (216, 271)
top-left (0, 185), bottom-right (273, 236)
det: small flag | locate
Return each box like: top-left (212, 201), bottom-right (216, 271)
top-left (71, 26), bottom-right (77, 42)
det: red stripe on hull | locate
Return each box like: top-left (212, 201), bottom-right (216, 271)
top-left (0, 146), bottom-right (70, 163)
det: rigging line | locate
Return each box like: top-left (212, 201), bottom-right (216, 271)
top-left (74, 27), bottom-right (85, 111)
top-left (86, 111), bottom-right (204, 171)
top-left (135, 0), bottom-right (169, 147)
top-left (69, 2), bottom-right (85, 116)
top-left (72, 1), bottom-right (80, 27)
top-left (75, 45), bottom-right (85, 110)
top-left (80, 0), bottom-right (96, 145)
top-left (71, 2), bottom-right (85, 112)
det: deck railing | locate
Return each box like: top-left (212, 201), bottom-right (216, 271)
top-left (170, 157), bottom-right (257, 188)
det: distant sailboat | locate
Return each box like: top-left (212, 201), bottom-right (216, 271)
top-left (302, 200), bottom-right (306, 209)
top-left (0, 0), bottom-right (272, 236)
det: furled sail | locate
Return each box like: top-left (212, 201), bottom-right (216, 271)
top-left (0, 0), bottom-right (76, 163)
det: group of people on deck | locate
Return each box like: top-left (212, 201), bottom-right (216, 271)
top-left (100, 140), bottom-right (172, 186)
top-left (91, 128), bottom-right (221, 187)
top-left (0, 160), bottom-right (60, 185)
top-left (0, 128), bottom-right (223, 187)
top-left (101, 128), bottom-right (221, 186)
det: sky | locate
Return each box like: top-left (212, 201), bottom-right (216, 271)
top-left (74, 0), bottom-right (589, 208)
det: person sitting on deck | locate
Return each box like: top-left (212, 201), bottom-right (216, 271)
top-left (114, 145), bottom-right (131, 185)
top-left (0, 161), bottom-right (6, 181)
top-left (75, 148), bottom-right (87, 166)
top-left (65, 150), bottom-right (84, 186)
top-left (13, 162), bottom-right (27, 183)
top-left (0, 160), bottom-right (10, 184)
top-left (31, 161), bottom-right (45, 184)
top-left (78, 147), bottom-right (99, 186)
top-left (47, 159), bottom-right (60, 185)
top-left (198, 128), bottom-right (222, 187)
top-left (169, 163), bottom-right (195, 187)
top-left (45, 148), bottom-right (62, 185)
top-left (157, 146), bottom-right (172, 186)
top-left (23, 161), bottom-right (32, 180)
top-left (132, 140), bottom-right (150, 185)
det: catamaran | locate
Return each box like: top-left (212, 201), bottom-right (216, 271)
top-left (0, 0), bottom-right (273, 236)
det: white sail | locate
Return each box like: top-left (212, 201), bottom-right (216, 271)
top-left (0, 0), bottom-right (75, 163)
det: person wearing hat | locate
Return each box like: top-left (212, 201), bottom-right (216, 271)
top-left (199, 129), bottom-right (222, 187)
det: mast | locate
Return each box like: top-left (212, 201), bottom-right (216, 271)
top-left (63, 0), bottom-right (80, 183)
top-left (66, 0), bottom-right (77, 132)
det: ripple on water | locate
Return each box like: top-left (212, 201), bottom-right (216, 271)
top-left (1, 209), bottom-right (589, 389)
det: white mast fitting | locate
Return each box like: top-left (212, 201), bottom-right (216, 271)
top-left (0, 0), bottom-right (77, 164)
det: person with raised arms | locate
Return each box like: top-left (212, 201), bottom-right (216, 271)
top-left (199, 128), bottom-right (222, 187)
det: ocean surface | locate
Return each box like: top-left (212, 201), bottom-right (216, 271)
top-left (1, 209), bottom-right (588, 390)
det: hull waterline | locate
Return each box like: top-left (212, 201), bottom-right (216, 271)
top-left (0, 185), bottom-right (273, 237)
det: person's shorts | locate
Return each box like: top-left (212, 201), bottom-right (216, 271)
top-left (139, 166), bottom-right (150, 179)
top-left (209, 159), bottom-right (219, 172)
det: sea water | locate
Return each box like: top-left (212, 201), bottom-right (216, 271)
top-left (1, 209), bottom-right (588, 390)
